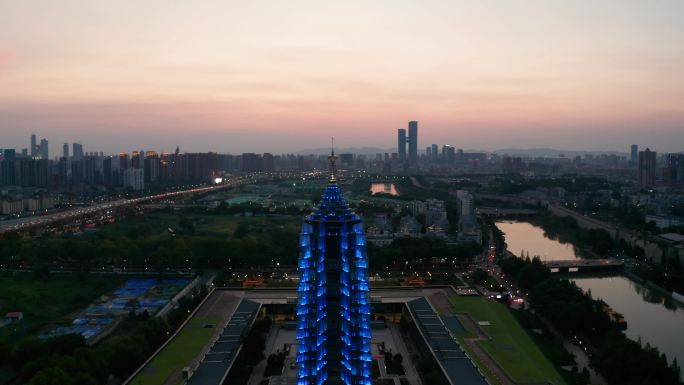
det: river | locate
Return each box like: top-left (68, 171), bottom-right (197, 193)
top-left (497, 221), bottom-right (684, 374)
top-left (497, 221), bottom-right (581, 261)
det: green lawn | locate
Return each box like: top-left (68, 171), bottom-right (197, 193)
top-left (450, 296), bottom-right (568, 385)
top-left (130, 317), bottom-right (220, 385)
top-left (0, 273), bottom-right (124, 345)
top-left (100, 212), bottom-right (300, 239)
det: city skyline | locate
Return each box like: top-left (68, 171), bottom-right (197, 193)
top-left (4, 130), bottom-right (684, 158)
top-left (2, 1), bottom-right (684, 153)
top-left (2, 3), bottom-right (684, 385)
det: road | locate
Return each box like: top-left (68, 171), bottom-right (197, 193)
top-left (0, 177), bottom-right (254, 234)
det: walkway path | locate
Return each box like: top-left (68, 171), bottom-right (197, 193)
top-left (247, 325), bottom-right (282, 385)
top-left (426, 288), bottom-right (515, 385)
top-left (161, 291), bottom-right (242, 385)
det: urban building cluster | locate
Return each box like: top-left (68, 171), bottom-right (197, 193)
top-left (365, 190), bottom-right (481, 245)
top-left (2, 127), bottom-right (683, 221)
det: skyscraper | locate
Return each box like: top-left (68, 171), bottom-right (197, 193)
top-left (63, 143), bottom-right (69, 159)
top-left (119, 153), bottom-right (130, 170)
top-left (296, 151), bottom-right (372, 385)
top-left (39, 139), bottom-right (49, 160)
top-left (408, 121), bottom-right (418, 164)
top-left (442, 145), bottom-right (455, 163)
top-left (131, 151), bottom-right (142, 169)
top-left (664, 153), bottom-right (684, 186)
top-left (431, 144), bottom-right (438, 162)
top-left (30, 134), bottom-right (37, 157)
top-left (631, 144), bottom-right (638, 164)
top-left (72, 143), bottom-right (84, 161)
top-left (638, 148), bottom-right (656, 189)
top-left (397, 128), bottom-right (406, 162)
top-left (263, 152), bottom-right (275, 172)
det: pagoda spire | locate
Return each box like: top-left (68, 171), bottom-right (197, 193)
top-left (328, 137), bottom-right (338, 183)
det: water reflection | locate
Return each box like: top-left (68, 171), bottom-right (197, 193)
top-left (631, 278), bottom-right (679, 310)
top-left (370, 182), bottom-right (399, 196)
top-left (573, 276), bottom-right (684, 371)
top-left (497, 221), bottom-right (582, 261)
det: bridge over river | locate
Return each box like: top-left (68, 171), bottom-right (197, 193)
top-left (543, 258), bottom-right (624, 273)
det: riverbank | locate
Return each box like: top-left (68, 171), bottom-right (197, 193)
top-left (509, 212), bottom-right (684, 302)
top-left (492, 220), bottom-right (684, 383)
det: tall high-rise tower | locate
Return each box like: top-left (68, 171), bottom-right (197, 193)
top-left (30, 134), bottom-right (37, 157)
top-left (72, 143), bottom-right (84, 161)
top-left (63, 143), bottom-right (69, 159)
top-left (631, 144), bottom-right (638, 164)
top-left (296, 150), bottom-right (372, 385)
top-left (39, 138), bottom-right (49, 160)
top-left (397, 128), bottom-right (407, 162)
top-left (638, 148), bottom-right (656, 189)
top-left (408, 121), bottom-right (418, 164)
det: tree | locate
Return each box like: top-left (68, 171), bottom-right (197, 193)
top-left (68, 373), bottom-right (97, 385)
top-left (233, 223), bottom-right (250, 239)
top-left (27, 367), bottom-right (69, 385)
top-left (12, 339), bottom-right (46, 370)
top-left (178, 217), bottom-right (196, 234)
top-left (105, 337), bottom-right (144, 378)
top-left (516, 258), bottom-right (550, 290)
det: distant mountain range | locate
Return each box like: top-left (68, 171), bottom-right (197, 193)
top-left (296, 147), bottom-right (393, 155)
top-left (295, 146), bottom-right (681, 157)
top-left (492, 148), bottom-right (628, 157)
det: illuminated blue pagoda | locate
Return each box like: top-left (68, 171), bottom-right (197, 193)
top-left (295, 148), bottom-right (372, 385)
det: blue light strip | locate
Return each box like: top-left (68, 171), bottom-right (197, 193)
top-left (295, 180), bottom-right (372, 385)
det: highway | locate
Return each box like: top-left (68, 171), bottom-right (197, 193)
top-left (0, 177), bottom-right (254, 234)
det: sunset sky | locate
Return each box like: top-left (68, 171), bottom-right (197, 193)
top-left (1, 1), bottom-right (683, 154)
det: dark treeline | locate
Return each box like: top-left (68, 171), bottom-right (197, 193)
top-left (0, 211), bottom-right (301, 269)
top-left (533, 214), bottom-right (616, 256)
top-left (368, 237), bottom-right (481, 272)
top-left (488, 175), bottom-right (614, 195)
top-left (5, 284), bottom-right (209, 385)
top-left (498, 255), bottom-right (682, 385)
top-left (632, 257), bottom-right (684, 296)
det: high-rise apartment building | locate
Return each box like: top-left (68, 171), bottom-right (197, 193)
top-left (123, 168), bottom-right (144, 191)
top-left (296, 151), bottom-right (372, 385)
top-left (241, 153), bottom-right (263, 173)
top-left (638, 148), bottom-right (657, 189)
top-left (339, 153), bottom-right (354, 168)
top-left (457, 190), bottom-right (478, 235)
top-left (442, 145), bottom-right (455, 163)
top-left (143, 151), bottom-right (160, 183)
top-left (39, 139), bottom-right (49, 160)
top-left (119, 153), bottom-right (130, 170)
top-left (664, 153), bottom-right (684, 186)
top-left (630, 144), bottom-right (638, 164)
top-left (263, 153), bottom-right (275, 172)
top-left (397, 128), bottom-right (407, 162)
top-left (408, 121), bottom-right (418, 164)
top-left (72, 143), bottom-right (84, 161)
top-left (131, 151), bottom-right (143, 169)
top-left (63, 143), bottom-right (69, 159)
top-left (30, 134), bottom-right (38, 157)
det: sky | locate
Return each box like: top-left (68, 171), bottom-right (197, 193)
top-left (1, 0), bottom-right (683, 154)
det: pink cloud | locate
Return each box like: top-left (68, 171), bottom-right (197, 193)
top-left (0, 50), bottom-right (13, 75)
